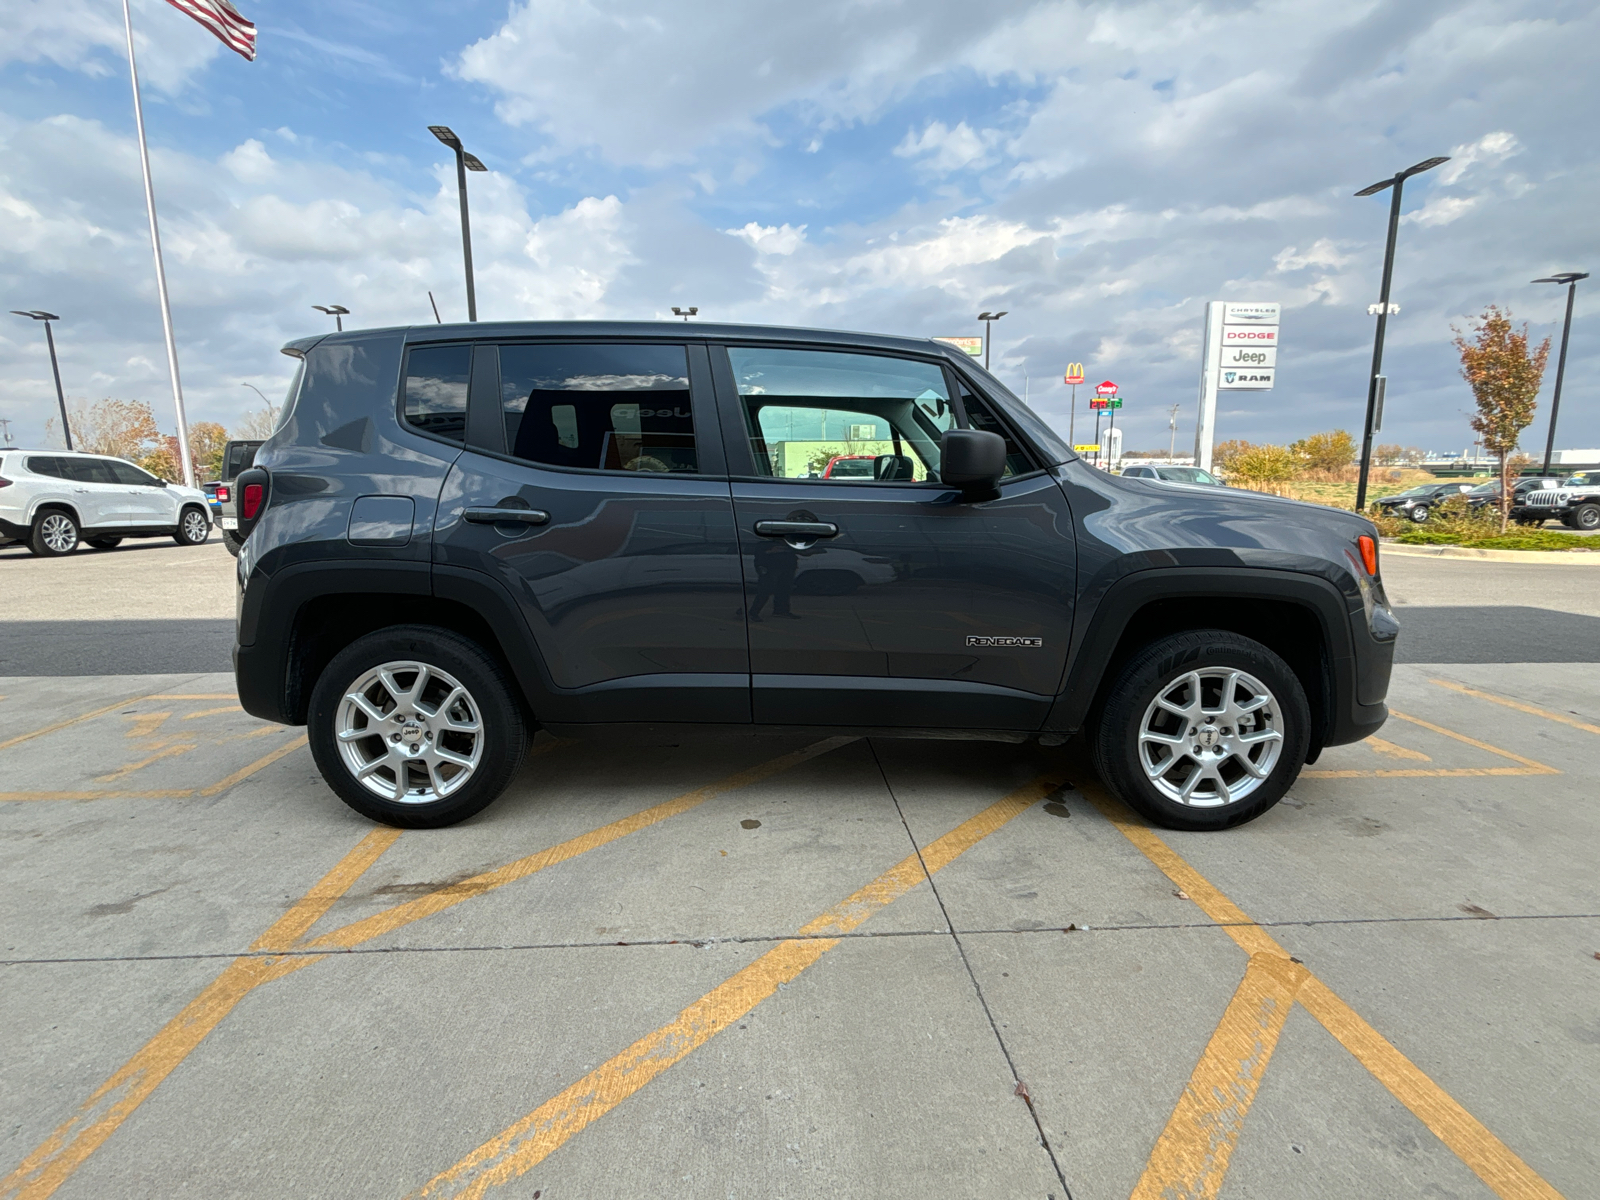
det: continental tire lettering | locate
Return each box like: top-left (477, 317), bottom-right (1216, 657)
top-left (966, 636), bottom-right (1043, 648)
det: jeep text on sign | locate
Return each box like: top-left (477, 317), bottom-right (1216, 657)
top-left (1220, 346), bottom-right (1277, 368)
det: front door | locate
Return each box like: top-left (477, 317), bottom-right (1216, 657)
top-left (713, 344), bottom-right (1076, 730)
top-left (106, 458), bottom-right (179, 528)
top-left (433, 340), bottom-right (749, 723)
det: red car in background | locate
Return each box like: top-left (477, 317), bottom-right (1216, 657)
top-left (821, 455), bottom-right (878, 479)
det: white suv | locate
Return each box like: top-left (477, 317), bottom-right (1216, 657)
top-left (0, 451), bottom-right (212, 556)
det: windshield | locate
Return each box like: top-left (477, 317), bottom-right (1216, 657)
top-left (1468, 482), bottom-right (1498, 495)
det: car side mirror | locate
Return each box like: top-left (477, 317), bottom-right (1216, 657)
top-left (939, 429), bottom-right (1006, 498)
top-left (873, 454), bottom-right (916, 481)
top-left (157, 478), bottom-right (168, 488)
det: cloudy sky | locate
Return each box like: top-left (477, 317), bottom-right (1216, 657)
top-left (2, 0), bottom-right (1596, 458)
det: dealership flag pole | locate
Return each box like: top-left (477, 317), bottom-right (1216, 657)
top-left (121, 0), bottom-right (195, 486)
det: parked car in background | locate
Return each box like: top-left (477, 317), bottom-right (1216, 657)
top-left (1121, 465), bottom-right (1222, 486)
top-left (213, 439), bottom-right (264, 556)
top-left (0, 450), bottom-right (211, 556)
top-left (1373, 481), bottom-right (1474, 523)
top-left (1519, 471), bottom-right (1600, 530)
top-left (1469, 477), bottom-right (1562, 524)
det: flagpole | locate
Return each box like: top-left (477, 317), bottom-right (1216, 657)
top-left (122, 0), bottom-right (195, 488)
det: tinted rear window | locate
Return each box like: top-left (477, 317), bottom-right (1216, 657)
top-left (403, 345), bottom-right (471, 443)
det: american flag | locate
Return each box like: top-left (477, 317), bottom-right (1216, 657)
top-left (164, 0), bottom-right (257, 61)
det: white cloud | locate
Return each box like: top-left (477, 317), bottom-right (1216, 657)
top-left (0, 0), bottom-right (220, 94)
top-left (727, 223), bottom-right (807, 256)
top-left (1274, 238), bottom-right (1351, 272)
top-left (1401, 195), bottom-right (1478, 227)
top-left (894, 121), bottom-right (999, 174)
top-left (1438, 130), bottom-right (1520, 184)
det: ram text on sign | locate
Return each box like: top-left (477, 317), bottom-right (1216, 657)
top-left (1220, 346), bottom-right (1277, 368)
top-left (934, 336), bottom-right (983, 357)
top-left (1219, 367), bottom-right (1275, 390)
top-left (1222, 302), bottom-right (1280, 324)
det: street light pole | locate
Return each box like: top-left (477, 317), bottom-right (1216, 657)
top-left (1352, 155), bottom-right (1449, 513)
top-left (977, 311), bottom-right (1008, 371)
top-left (1532, 272), bottom-right (1588, 476)
top-left (10, 310), bottom-right (72, 450)
top-left (312, 304), bottom-right (350, 331)
top-left (1168, 403), bottom-right (1180, 461)
top-left (671, 307), bottom-right (699, 321)
top-left (429, 126), bottom-right (488, 322)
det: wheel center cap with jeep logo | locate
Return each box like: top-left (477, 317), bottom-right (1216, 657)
top-left (1198, 726), bottom-right (1221, 750)
top-left (401, 722), bottom-right (424, 745)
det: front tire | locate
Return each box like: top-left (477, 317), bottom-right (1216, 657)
top-left (29, 510), bottom-right (80, 557)
top-left (174, 505), bottom-right (211, 546)
top-left (1093, 630), bottom-right (1310, 831)
top-left (1408, 505), bottom-right (1429, 523)
top-left (1572, 503), bottom-right (1600, 532)
top-left (307, 625), bottom-right (528, 828)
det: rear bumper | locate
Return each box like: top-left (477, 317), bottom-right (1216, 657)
top-left (0, 517), bottom-right (28, 540)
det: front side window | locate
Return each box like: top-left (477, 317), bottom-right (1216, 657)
top-left (499, 343), bottom-right (696, 473)
top-left (403, 345), bottom-right (471, 443)
top-left (728, 347), bottom-right (953, 481)
top-left (954, 378), bottom-right (1035, 478)
top-left (106, 460), bottom-right (162, 487)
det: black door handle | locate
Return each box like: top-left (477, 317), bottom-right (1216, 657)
top-left (464, 507), bottom-right (550, 525)
top-left (754, 520), bottom-right (838, 538)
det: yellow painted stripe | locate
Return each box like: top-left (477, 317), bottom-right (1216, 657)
top-left (1303, 767), bottom-right (1551, 779)
top-left (1081, 784), bottom-right (1565, 1200)
top-left (1366, 735), bottom-right (1431, 761)
top-left (1430, 679), bottom-right (1600, 736)
top-left (1132, 953), bottom-right (1310, 1200)
top-left (411, 774), bottom-right (1056, 1199)
top-left (306, 737), bottom-right (856, 951)
top-left (181, 705), bottom-right (245, 720)
top-left (197, 734), bottom-right (309, 797)
top-left (1391, 709), bottom-right (1560, 773)
top-left (0, 694), bottom-right (158, 753)
top-left (0, 828), bottom-right (400, 1200)
top-left (95, 742), bottom-right (198, 783)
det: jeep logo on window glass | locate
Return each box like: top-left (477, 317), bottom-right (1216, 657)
top-left (966, 636), bottom-right (1043, 648)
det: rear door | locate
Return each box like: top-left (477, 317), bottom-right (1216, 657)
top-left (712, 344), bottom-right (1076, 730)
top-left (433, 339), bottom-right (749, 723)
top-left (59, 458), bottom-right (126, 530)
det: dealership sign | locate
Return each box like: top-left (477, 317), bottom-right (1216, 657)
top-left (1220, 346), bottom-right (1277, 368)
top-left (1218, 304), bottom-right (1279, 390)
top-left (1220, 368), bottom-right (1275, 389)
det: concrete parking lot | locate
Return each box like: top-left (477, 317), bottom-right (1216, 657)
top-left (2, 545), bottom-right (1597, 1198)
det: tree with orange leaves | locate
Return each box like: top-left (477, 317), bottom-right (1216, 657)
top-left (1453, 307), bottom-right (1549, 531)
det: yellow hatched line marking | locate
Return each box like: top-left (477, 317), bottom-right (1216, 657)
top-left (0, 734), bottom-right (310, 803)
top-left (182, 705), bottom-right (245, 720)
top-left (1084, 784), bottom-right (1564, 1200)
top-left (0, 828), bottom-right (402, 1200)
top-left (1429, 678), bottom-right (1600, 736)
top-left (304, 737), bottom-right (855, 951)
top-left (198, 734), bottom-right (309, 796)
top-left (0, 695), bottom-right (159, 752)
top-left (1303, 710), bottom-right (1560, 779)
top-left (1131, 953), bottom-right (1310, 1200)
top-left (411, 773), bottom-right (1062, 1200)
top-left (1, 739), bottom-right (852, 1198)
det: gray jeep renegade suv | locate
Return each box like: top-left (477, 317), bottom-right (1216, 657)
top-left (233, 321), bottom-right (1396, 831)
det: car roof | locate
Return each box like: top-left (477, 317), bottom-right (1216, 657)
top-left (284, 320), bottom-right (988, 363)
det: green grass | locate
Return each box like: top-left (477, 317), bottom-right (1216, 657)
top-left (1393, 528), bottom-right (1599, 551)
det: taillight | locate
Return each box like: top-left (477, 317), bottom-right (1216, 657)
top-left (1357, 534), bottom-right (1378, 576)
top-left (0, 477), bottom-right (11, 488)
top-left (242, 483), bottom-right (264, 519)
top-left (216, 485), bottom-right (230, 502)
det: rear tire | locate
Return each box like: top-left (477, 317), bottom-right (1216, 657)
top-left (173, 505), bottom-right (210, 546)
top-left (222, 529), bottom-right (245, 557)
top-left (29, 510), bottom-right (80, 557)
top-left (307, 625), bottom-right (527, 828)
top-left (1093, 630), bottom-right (1310, 831)
top-left (87, 536), bottom-right (124, 549)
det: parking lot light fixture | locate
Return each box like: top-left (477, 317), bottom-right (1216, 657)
top-left (10, 309), bottom-right (73, 450)
top-left (977, 311), bottom-right (1008, 370)
top-left (312, 304), bottom-right (350, 331)
top-left (671, 306), bottom-right (699, 321)
top-left (1532, 272), bottom-right (1589, 475)
top-left (1352, 155), bottom-right (1450, 513)
top-left (429, 125), bottom-right (487, 322)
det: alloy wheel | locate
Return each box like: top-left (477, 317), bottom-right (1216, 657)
top-left (335, 660), bottom-right (484, 803)
top-left (41, 514), bottom-right (77, 553)
top-left (1137, 667), bottom-right (1284, 807)
top-left (182, 509), bottom-right (209, 542)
